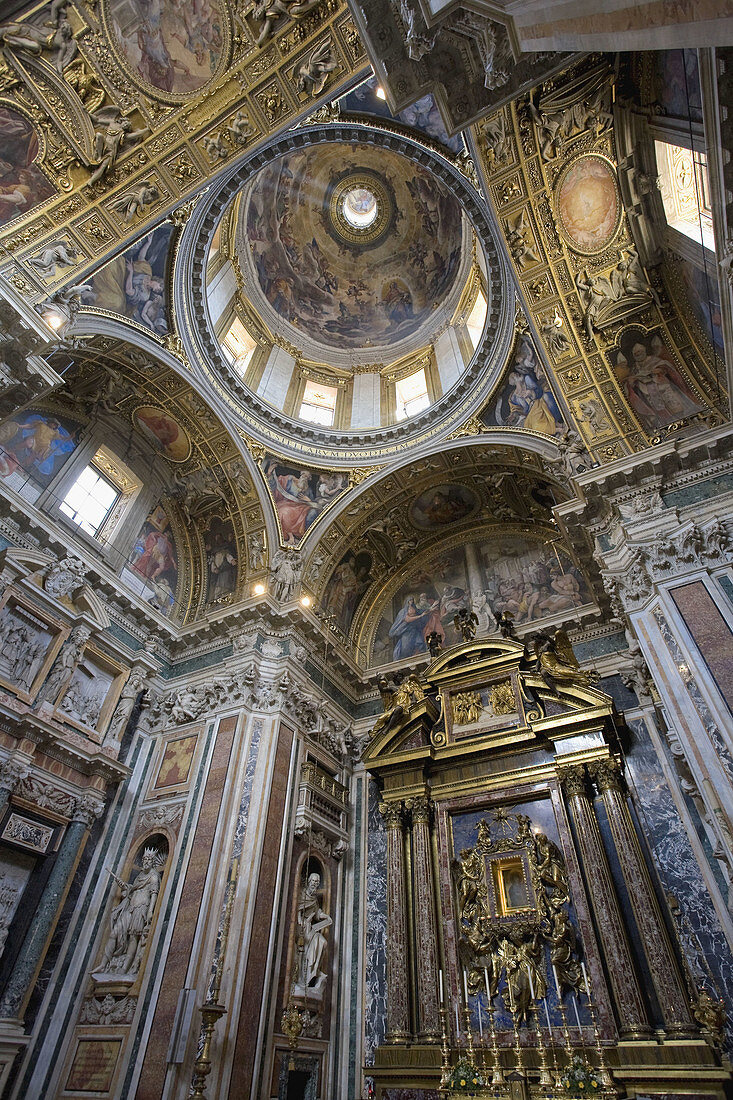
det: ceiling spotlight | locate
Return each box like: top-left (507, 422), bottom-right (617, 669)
top-left (44, 309), bottom-right (66, 330)
top-left (300, 595), bottom-right (312, 607)
top-left (253, 583), bottom-right (266, 595)
top-left (375, 86), bottom-right (386, 100)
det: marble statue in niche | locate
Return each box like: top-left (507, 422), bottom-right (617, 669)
top-left (99, 844), bottom-right (167, 977)
top-left (38, 624), bottom-right (90, 705)
top-left (0, 606), bottom-right (50, 691)
top-left (104, 667), bottom-right (146, 743)
top-left (293, 870), bottom-right (332, 1000)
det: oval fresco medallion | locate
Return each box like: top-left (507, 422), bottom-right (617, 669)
top-left (409, 483), bottom-right (479, 529)
top-left (555, 154), bottom-right (621, 255)
top-left (103, 0), bottom-right (227, 100)
top-left (134, 406), bottom-right (191, 462)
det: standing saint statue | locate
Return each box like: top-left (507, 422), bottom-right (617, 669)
top-left (293, 871), bottom-right (332, 999)
top-left (100, 847), bottom-right (165, 976)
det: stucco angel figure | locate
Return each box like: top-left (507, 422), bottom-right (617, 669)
top-left (108, 182), bottom-right (160, 223)
top-left (296, 41), bottom-right (337, 97)
top-left (294, 872), bottom-right (332, 999)
top-left (89, 109), bottom-right (149, 186)
top-left (100, 847), bottom-right (165, 975)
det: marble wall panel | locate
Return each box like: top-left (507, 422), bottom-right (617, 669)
top-left (364, 778), bottom-right (387, 1065)
top-left (625, 716), bottom-right (733, 1052)
top-left (670, 581), bottom-right (733, 716)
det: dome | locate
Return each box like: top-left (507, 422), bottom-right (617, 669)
top-left (238, 142), bottom-right (466, 356)
top-left (178, 123), bottom-right (514, 461)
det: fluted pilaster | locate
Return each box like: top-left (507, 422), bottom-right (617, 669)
top-left (591, 758), bottom-right (693, 1034)
top-left (558, 764), bottom-right (649, 1037)
top-left (380, 799), bottom-right (410, 1043)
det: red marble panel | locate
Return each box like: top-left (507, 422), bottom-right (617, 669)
top-left (230, 722), bottom-right (294, 1097)
top-left (671, 581), bottom-right (733, 715)
top-left (135, 714), bottom-right (238, 1100)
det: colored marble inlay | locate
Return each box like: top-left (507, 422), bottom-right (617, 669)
top-left (364, 778), bottom-right (387, 1063)
top-left (671, 581), bottom-right (733, 716)
top-left (625, 716), bottom-right (733, 1053)
top-left (154, 733), bottom-right (198, 788)
top-left (66, 1038), bottom-right (121, 1092)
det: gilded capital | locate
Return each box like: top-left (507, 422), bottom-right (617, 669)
top-left (592, 757), bottom-right (625, 794)
top-left (379, 800), bottom-right (404, 830)
top-left (558, 764), bottom-right (588, 799)
top-left (408, 795), bottom-right (432, 825)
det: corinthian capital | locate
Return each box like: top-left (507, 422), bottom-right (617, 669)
top-left (0, 758), bottom-right (30, 791)
top-left (408, 794), bottom-right (432, 825)
top-left (72, 794), bottom-right (105, 827)
top-left (557, 764), bottom-right (589, 799)
top-left (591, 757), bottom-right (625, 794)
top-left (379, 800), bottom-right (404, 830)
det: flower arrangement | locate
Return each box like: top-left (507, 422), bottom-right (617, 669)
top-left (446, 1059), bottom-right (484, 1093)
top-left (561, 1055), bottom-right (601, 1097)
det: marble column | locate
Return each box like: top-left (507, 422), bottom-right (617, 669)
top-left (408, 795), bottom-right (441, 1042)
top-left (0, 760), bottom-right (29, 818)
top-left (591, 758), bottom-right (694, 1034)
top-left (0, 794), bottom-right (103, 1021)
top-left (558, 765), bottom-right (649, 1037)
top-left (380, 800), bottom-right (410, 1043)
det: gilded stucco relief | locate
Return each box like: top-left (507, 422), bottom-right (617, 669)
top-left (0, 0), bottom-right (367, 311)
top-left (473, 56), bottom-right (726, 462)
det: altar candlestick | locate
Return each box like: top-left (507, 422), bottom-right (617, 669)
top-left (484, 968), bottom-right (491, 1002)
top-left (455, 1002), bottom-right (460, 1039)
top-left (572, 993), bottom-right (583, 1033)
top-left (463, 969), bottom-right (470, 1003)
top-left (580, 961), bottom-right (588, 992)
top-left (552, 963), bottom-right (562, 999)
top-left (439, 968), bottom-right (444, 1004)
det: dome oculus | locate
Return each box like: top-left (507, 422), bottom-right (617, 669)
top-left (342, 186), bottom-right (379, 229)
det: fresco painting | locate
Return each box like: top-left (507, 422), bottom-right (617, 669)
top-left (556, 155), bottom-right (620, 254)
top-left (0, 410), bottom-right (81, 486)
top-left (339, 75), bottom-right (465, 155)
top-left (133, 406), bottom-right (191, 462)
top-left (245, 145), bottom-right (463, 349)
top-left (109, 0), bottom-right (224, 95)
top-left (204, 516), bottom-right (238, 603)
top-left (409, 484), bottom-right (478, 529)
top-left (480, 335), bottom-right (564, 436)
top-left (128, 505), bottom-right (179, 614)
top-left (651, 49), bottom-right (702, 123)
top-left (265, 455), bottom-right (348, 545)
top-left (82, 224), bottom-right (172, 334)
top-left (0, 108), bottom-right (54, 230)
top-left (676, 255), bottom-right (723, 354)
top-left (372, 535), bottom-right (591, 665)
top-left (323, 550), bottom-right (374, 634)
top-left (611, 327), bottom-right (703, 432)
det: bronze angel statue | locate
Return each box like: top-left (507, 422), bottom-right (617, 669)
top-left (454, 607), bottom-right (479, 642)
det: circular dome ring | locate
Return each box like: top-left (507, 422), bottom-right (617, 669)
top-left (175, 121), bottom-right (515, 464)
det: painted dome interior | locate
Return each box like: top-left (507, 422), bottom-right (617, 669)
top-left (204, 140), bottom-right (487, 432)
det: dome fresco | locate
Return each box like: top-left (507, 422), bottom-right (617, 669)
top-left (240, 142), bottom-right (466, 351)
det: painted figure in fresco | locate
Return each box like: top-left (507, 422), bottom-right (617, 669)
top-left (132, 524), bottom-right (177, 584)
top-left (266, 460), bottom-right (346, 545)
top-left (0, 413), bottom-right (78, 484)
top-left (324, 552), bottom-right (372, 634)
top-left (0, 108), bottom-right (54, 229)
top-left (101, 847), bottom-right (165, 974)
top-left (388, 592), bottom-right (443, 659)
top-left (483, 336), bottom-right (563, 436)
top-left (294, 871), bottom-right (332, 998)
top-left (614, 334), bottom-right (702, 431)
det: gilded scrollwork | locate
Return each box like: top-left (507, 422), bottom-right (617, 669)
top-left (453, 810), bottom-right (585, 1025)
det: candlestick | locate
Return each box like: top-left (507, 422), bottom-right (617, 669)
top-left (486, 987), bottom-right (505, 1085)
top-left (554, 978), bottom-right (573, 1064)
top-left (572, 993), bottom-right (583, 1034)
top-left (552, 963), bottom-right (562, 999)
top-left (455, 1002), bottom-right (460, 1041)
top-left (439, 968), bottom-right (444, 1004)
top-left (544, 996), bottom-right (561, 1086)
top-left (463, 969), bottom-right (470, 1003)
top-left (439, 1002), bottom-right (452, 1089)
top-left (580, 961), bottom-right (588, 993)
top-left (582, 967), bottom-right (614, 1088)
top-left (507, 980), bottom-right (525, 1079)
top-left (532, 983), bottom-right (554, 1087)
